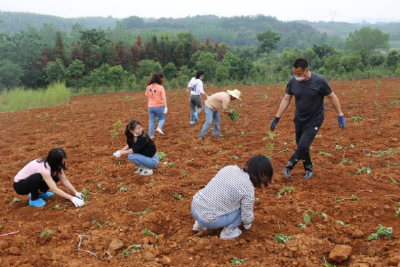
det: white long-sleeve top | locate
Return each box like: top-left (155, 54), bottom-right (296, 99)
top-left (187, 77), bottom-right (205, 95)
top-left (192, 165), bottom-right (255, 224)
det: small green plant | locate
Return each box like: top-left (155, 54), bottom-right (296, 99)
top-left (233, 155), bottom-right (239, 159)
top-left (173, 193), bottom-right (185, 201)
top-left (323, 256), bottom-right (337, 267)
top-left (321, 213), bottom-right (328, 219)
top-left (265, 142), bottom-right (274, 158)
top-left (204, 142), bottom-right (210, 146)
top-left (303, 210), bottom-right (317, 224)
top-left (339, 92), bottom-right (345, 96)
top-left (97, 184), bottom-right (106, 190)
top-left (52, 204), bottom-right (67, 210)
top-left (365, 147), bottom-right (399, 158)
top-left (339, 158), bottom-right (351, 164)
top-left (158, 151), bottom-right (166, 161)
top-left (40, 230), bottom-right (54, 239)
top-left (274, 234), bottom-right (293, 243)
top-left (240, 132), bottom-right (247, 137)
top-left (131, 207), bottom-right (151, 216)
top-left (334, 194), bottom-right (361, 203)
top-left (367, 225), bottom-right (393, 241)
top-left (0, 225), bottom-right (3, 232)
top-left (333, 220), bottom-right (345, 226)
top-left (297, 224), bottom-right (307, 228)
top-left (142, 228), bottom-right (158, 238)
top-left (334, 145), bottom-right (343, 150)
top-left (262, 95), bottom-right (268, 99)
top-left (356, 167), bottom-right (371, 175)
top-left (395, 203), bottom-right (400, 218)
top-left (81, 189), bottom-right (91, 201)
top-left (124, 96), bottom-right (131, 100)
top-left (227, 109), bottom-right (239, 122)
top-left (231, 257), bottom-right (247, 266)
top-left (391, 99), bottom-right (399, 105)
top-left (122, 244), bottom-right (142, 257)
top-left (277, 187), bottom-right (295, 198)
top-left (318, 151), bottom-right (331, 156)
top-left (181, 173), bottom-right (188, 177)
top-left (12, 197), bottom-right (21, 203)
top-left (91, 220), bottom-right (110, 228)
top-left (389, 176), bottom-right (397, 183)
top-left (351, 116), bottom-right (364, 122)
top-left (110, 119), bottom-right (121, 143)
top-left (120, 187), bottom-right (128, 192)
top-left (163, 161), bottom-right (174, 167)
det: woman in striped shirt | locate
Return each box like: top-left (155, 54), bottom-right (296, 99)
top-left (191, 155), bottom-right (273, 240)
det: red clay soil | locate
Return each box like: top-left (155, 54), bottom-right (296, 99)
top-left (1, 78), bottom-right (400, 267)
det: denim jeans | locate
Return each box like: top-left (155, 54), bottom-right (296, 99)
top-left (148, 107), bottom-right (166, 137)
top-left (128, 152), bottom-right (159, 169)
top-left (191, 202), bottom-right (242, 230)
top-left (199, 105), bottom-right (220, 138)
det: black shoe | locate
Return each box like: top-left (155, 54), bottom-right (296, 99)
top-left (283, 167), bottom-right (292, 178)
top-left (303, 170), bottom-right (314, 179)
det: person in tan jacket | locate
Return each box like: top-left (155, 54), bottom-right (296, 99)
top-left (198, 89), bottom-right (242, 140)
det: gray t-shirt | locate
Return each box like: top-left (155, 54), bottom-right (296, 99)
top-left (285, 72), bottom-right (332, 123)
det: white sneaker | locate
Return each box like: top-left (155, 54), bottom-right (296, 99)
top-left (140, 169), bottom-right (153, 176)
top-left (220, 227), bottom-right (242, 240)
top-left (192, 220), bottom-right (207, 231)
top-left (134, 167), bottom-right (144, 174)
top-left (156, 127), bottom-right (164, 135)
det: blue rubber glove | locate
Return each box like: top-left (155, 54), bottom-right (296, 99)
top-left (338, 115), bottom-right (346, 130)
top-left (270, 117), bottom-right (280, 131)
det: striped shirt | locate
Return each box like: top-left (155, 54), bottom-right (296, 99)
top-left (192, 165), bottom-right (255, 224)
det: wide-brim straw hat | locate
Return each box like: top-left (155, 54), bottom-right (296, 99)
top-left (227, 89), bottom-right (242, 100)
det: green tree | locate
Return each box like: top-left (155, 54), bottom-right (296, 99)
top-left (345, 27), bottom-right (389, 54)
top-left (215, 62), bottom-right (230, 83)
top-left (386, 50), bottom-right (400, 71)
top-left (136, 60), bottom-right (163, 79)
top-left (65, 59), bottom-right (85, 92)
top-left (195, 52), bottom-right (217, 81)
top-left (0, 59), bottom-right (24, 88)
top-left (257, 30), bottom-right (281, 60)
top-left (163, 62), bottom-right (177, 80)
top-left (121, 16), bottom-right (145, 30)
top-left (45, 59), bottom-right (66, 83)
top-left (312, 43), bottom-right (336, 59)
top-left (341, 52), bottom-right (363, 72)
top-left (109, 65), bottom-right (126, 92)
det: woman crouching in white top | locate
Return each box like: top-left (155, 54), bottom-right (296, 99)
top-left (13, 148), bottom-right (85, 208)
top-left (191, 155), bottom-right (273, 240)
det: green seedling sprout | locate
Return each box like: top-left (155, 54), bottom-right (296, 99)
top-left (321, 213), bottom-right (328, 219)
top-left (323, 256), bottom-right (337, 267)
top-left (40, 230), bottom-right (54, 239)
top-left (274, 234), bottom-right (293, 243)
top-left (227, 109), bottom-right (239, 122)
top-left (158, 152), bottom-right (166, 161)
top-left (131, 207), bottom-right (151, 216)
top-left (303, 210), bottom-right (317, 224)
top-left (395, 203), bottom-right (400, 218)
top-left (110, 119), bottom-right (121, 143)
top-left (318, 151), bottom-right (331, 156)
top-left (297, 224), bottom-right (307, 228)
top-left (367, 225), bottom-right (393, 241)
top-left (163, 161), bottom-right (174, 167)
top-left (81, 189), bottom-right (91, 201)
top-left (120, 187), bottom-right (128, 192)
top-left (233, 155), bottom-right (239, 159)
top-left (91, 220), bottom-right (110, 228)
top-left (339, 158), bottom-right (351, 165)
top-left (351, 116), bottom-right (364, 122)
top-left (389, 176), bottom-right (397, 184)
top-left (334, 194), bottom-right (361, 203)
top-left (173, 193), bottom-right (185, 201)
top-left (142, 228), bottom-right (158, 238)
top-left (0, 225), bottom-right (3, 232)
top-left (277, 187), bottom-right (295, 198)
top-left (122, 244), bottom-right (142, 257)
top-left (52, 204), bottom-right (67, 210)
top-left (12, 197), bottom-right (21, 203)
top-left (231, 257), bottom-right (247, 266)
top-left (181, 173), bottom-right (188, 177)
top-left (356, 167), bottom-right (371, 175)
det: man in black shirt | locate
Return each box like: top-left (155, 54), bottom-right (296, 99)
top-left (270, 58), bottom-right (346, 179)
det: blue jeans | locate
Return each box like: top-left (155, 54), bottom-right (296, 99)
top-left (148, 107), bottom-right (166, 137)
top-left (128, 153), bottom-right (159, 169)
top-left (191, 202), bottom-right (242, 230)
top-left (199, 105), bottom-right (220, 138)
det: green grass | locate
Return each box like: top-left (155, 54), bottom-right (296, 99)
top-left (0, 82), bottom-right (70, 112)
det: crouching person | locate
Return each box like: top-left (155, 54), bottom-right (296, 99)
top-left (191, 155), bottom-right (273, 240)
top-left (13, 148), bottom-right (85, 208)
top-left (113, 120), bottom-right (159, 176)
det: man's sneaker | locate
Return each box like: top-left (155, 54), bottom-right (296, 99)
top-left (303, 170), bottom-right (314, 179)
top-left (193, 112), bottom-right (198, 121)
top-left (29, 198), bottom-right (46, 207)
top-left (156, 127), bottom-right (164, 135)
top-left (198, 136), bottom-right (205, 141)
top-left (190, 121), bottom-right (195, 125)
top-left (220, 227), bottom-right (242, 240)
top-left (29, 192), bottom-right (54, 199)
top-left (213, 133), bottom-right (225, 138)
top-left (283, 167), bottom-right (292, 179)
top-left (140, 169), bottom-right (153, 176)
top-left (134, 167), bottom-right (144, 174)
top-left (192, 220), bottom-right (207, 231)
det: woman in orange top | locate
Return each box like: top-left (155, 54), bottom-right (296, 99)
top-left (145, 73), bottom-right (168, 138)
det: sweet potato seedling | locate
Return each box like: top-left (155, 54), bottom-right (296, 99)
top-left (142, 228), bottom-right (158, 238)
top-left (351, 116), bottom-right (364, 122)
top-left (395, 203), bottom-right (400, 218)
top-left (91, 220), bottom-right (110, 228)
top-left (122, 244), bottom-right (142, 257)
top-left (323, 256), bottom-right (337, 267)
top-left (277, 187), bottom-right (295, 198)
top-left (334, 194), bottom-right (361, 203)
top-left (130, 207), bottom-right (151, 216)
top-left (233, 155), bottom-right (239, 159)
top-left (303, 210), bottom-right (317, 224)
top-left (274, 234), bottom-right (293, 243)
top-left (81, 189), bottom-right (91, 201)
top-left (389, 176), bottom-right (397, 184)
top-left (120, 187), bottom-right (128, 192)
top-left (110, 119), bottom-right (121, 144)
top-left (52, 204), bottom-right (67, 210)
top-left (181, 173), bottom-right (188, 177)
top-left (318, 151), bottom-right (331, 156)
top-left (227, 109), bottom-right (239, 122)
top-left (367, 225), bottom-right (393, 241)
top-left (297, 224), bottom-right (307, 228)
top-left (163, 161), bottom-right (174, 167)
top-left (40, 230), bottom-right (54, 239)
top-left (12, 197), bottom-right (21, 203)
top-left (158, 152), bottom-right (166, 161)
top-left (0, 225), bottom-right (3, 232)
top-left (356, 167), bottom-right (371, 175)
top-left (173, 193), bottom-right (185, 201)
top-left (231, 257), bottom-right (247, 266)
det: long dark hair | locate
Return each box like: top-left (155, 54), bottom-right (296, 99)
top-left (243, 155), bottom-right (273, 187)
top-left (124, 120), bottom-right (150, 143)
top-left (196, 70), bottom-right (204, 79)
top-left (148, 73), bottom-right (164, 85)
top-left (37, 148), bottom-right (67, 174)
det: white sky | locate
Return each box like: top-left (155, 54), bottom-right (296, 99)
top-left (0, 0), bottom-right (399, 23)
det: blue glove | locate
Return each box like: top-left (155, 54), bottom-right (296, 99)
top-left (270, 117), bottom-right (280, 131)
top-left (338, 115), bottom-right (346, 130)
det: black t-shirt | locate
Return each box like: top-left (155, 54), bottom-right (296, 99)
top-left (127, 133), bottom-right (157, 158)
top-left (285, 72), bottom-right (332, 123)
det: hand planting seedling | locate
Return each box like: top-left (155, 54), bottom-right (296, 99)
top-left (81, 189), bottom-right (91, 201)
top-left (277, 186), bottom-right (295, 198)
top-left (274, 234), bottom-right (293, 243)
top-left (227, 109), bottom-right (239, 122)
top-left (367, 225), bottom-right (393, 241)
top-left (158, 152), bottom-right (166, 161)
top-left (40, 230), bottom-right (54, 239)
top-left (323, 256), bottom-right (337, 267)
top-left (92, 220), bottom-right (110, 228)
top-left (303, 210), bottom-right (317, 224)
top-left (231, 257), bottom-right (247, 266)
top-left (122, 244), bottom-right (142, 257)
top-left (334, 194), bottom-right (361, 203)
top-left (142, 228), bottom-right (158, 238)
top-left (351, 116), bottom-right (364, 122)
top-left (356, 167), bottom-right (371, 175)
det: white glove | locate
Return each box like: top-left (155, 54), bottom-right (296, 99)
top-left (71, 197), bottom-right (85, 207)
top-left (75, 192), bottom-right (84, 200)
top-left (243, 223), bottom-right (252, 230)
top-left (113, 150), bottom-right (121, 158)
top-left (164, 107), bottom-right (168, 114)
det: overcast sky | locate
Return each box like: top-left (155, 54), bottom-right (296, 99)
top-left (0, 0), bottom-right (398, 23)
